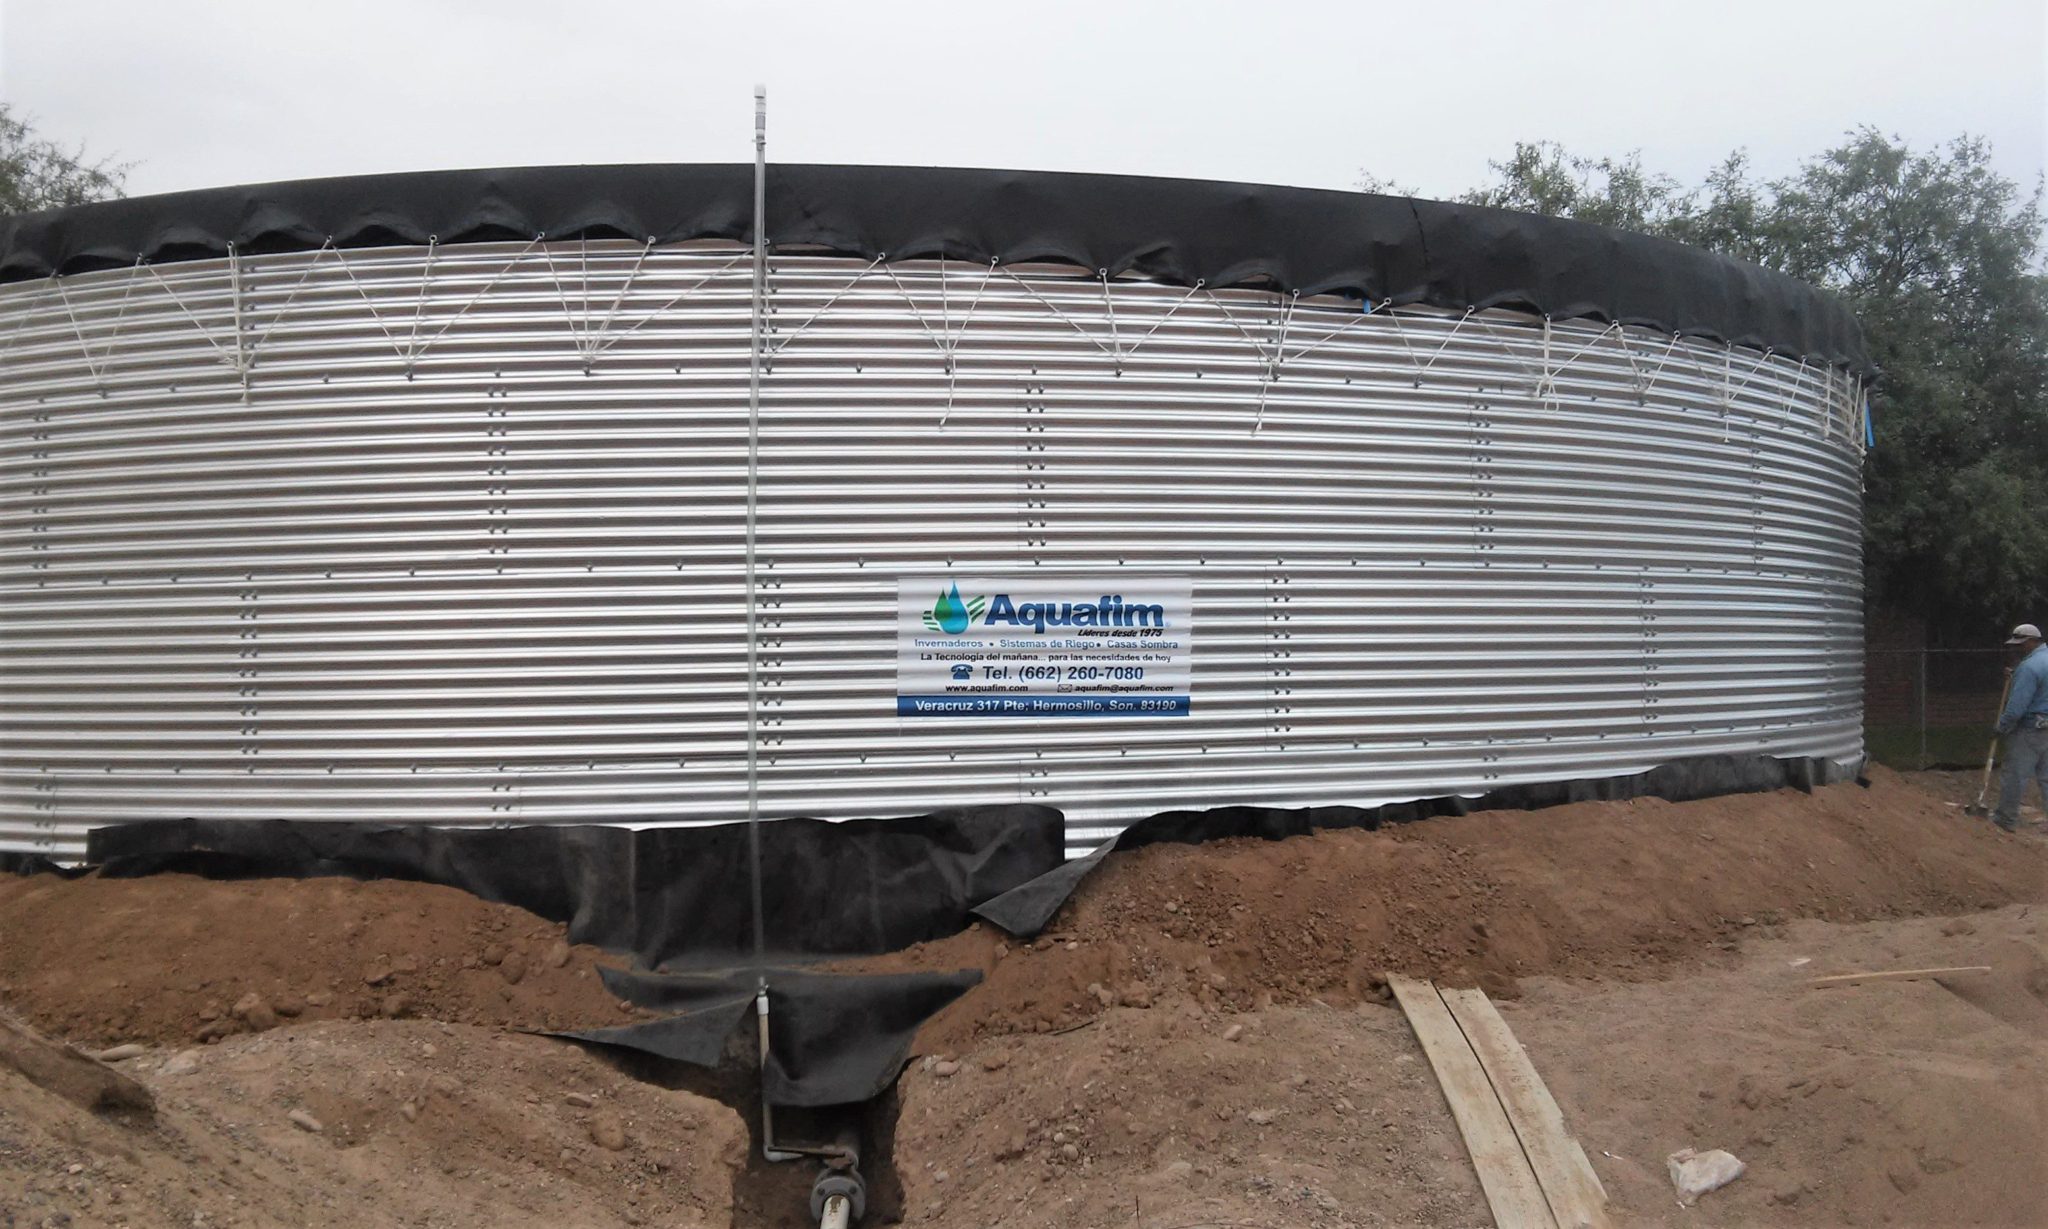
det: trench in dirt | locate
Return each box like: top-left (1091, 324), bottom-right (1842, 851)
top-left (3, 767), bottom-right (2044, 1226)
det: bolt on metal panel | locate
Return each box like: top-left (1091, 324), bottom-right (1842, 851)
top-left (0, 242), bottom-right (1863, 859)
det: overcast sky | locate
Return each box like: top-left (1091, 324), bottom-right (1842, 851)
top-left (2, 0), bottom-right (2042, 204)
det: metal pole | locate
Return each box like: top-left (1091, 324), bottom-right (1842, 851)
top-left (745, 85), bottom-right (768, 967)
top-left (744, 85), bottom-right (808, 1171)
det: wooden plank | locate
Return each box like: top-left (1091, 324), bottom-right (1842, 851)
top-left (1808, 965), bottom-right (1992, 988)
top-left (0, 1013), bottom-right (155, 1115)
top-left (1387, 974), bottom-right (1557, 1229)
top-left (1440, 987), bottom-right (1613, 1229)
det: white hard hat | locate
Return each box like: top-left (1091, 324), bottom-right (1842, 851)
top-left (2008, 623), bottom-right (2044, 645)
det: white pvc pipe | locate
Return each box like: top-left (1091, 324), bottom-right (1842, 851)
top-left (819, 1194), bottom-right (852, 1229)
top-left (757, 989), bottom-right (802, 1162)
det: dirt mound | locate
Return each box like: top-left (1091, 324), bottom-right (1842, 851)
top-left (851, 766), bottom-right (2048, 1055)
top-left (0, 873), bottom-right (650, 1049)
top-left (0, 1017), bottom-right (745, 1228)
top-left (4, 768), bottom-right (2039, 1064)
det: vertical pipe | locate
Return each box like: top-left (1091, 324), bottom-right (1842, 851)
top-left (758, 987), bottom-right (797, 1161)
top-left (745, 84), bottom-right (793, 1171)
top-left (745, 84), bottom-right (768, 967)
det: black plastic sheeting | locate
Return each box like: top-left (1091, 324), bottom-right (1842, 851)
top-left (565, 966), bottom-right (982, 1109)
top-left (87, 804), bottom-right (1059, 970)
top-left (0, 163), bottom-right (1871, 375)
top-left (0, 852), bottom-right (83, 877)
top-left (85, 803), bottom-right (1053, 1108)
top-left (972, 753), bottom-right (1856, 936)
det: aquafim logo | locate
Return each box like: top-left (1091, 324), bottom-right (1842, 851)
top-left (921, 580), bottom-right (1168, 636)
top-left (922, 583), bottom-right (989, 634)
top-left (987, 593), bottom-right (1167, 633)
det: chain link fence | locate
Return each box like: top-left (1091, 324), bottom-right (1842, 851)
top-left (1866, 648), bottom-right (2017, 770)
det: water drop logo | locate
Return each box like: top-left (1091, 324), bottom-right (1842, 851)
top-left (921, 582), bottom-right (988, 634)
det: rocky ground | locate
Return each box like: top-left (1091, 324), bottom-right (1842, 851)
top-left (3, 766), bottom-right (2044, 1227)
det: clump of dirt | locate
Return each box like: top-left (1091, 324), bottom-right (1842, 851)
top-left (0, 873), bottom-right (650, 1048)
top-left (850, 766), bottom-right (2048, 1055)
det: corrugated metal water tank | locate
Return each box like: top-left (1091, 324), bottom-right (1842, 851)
top-left (0, 169), bottom-right (1867, 859)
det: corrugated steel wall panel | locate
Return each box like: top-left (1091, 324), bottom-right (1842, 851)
top-left (0, 241), bottom-right (1864, 859)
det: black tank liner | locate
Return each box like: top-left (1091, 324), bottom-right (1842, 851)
top-left (1, 164), bottom-right (1870, 375)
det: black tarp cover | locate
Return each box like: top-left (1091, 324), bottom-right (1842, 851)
top-left (0, 163), bottom-right (1871, 375)
top-left (566, 966), bottom-right (983, 1108)
top-left (86, 803), bottom-right (1055, 1108)
top-left (87, 803), bottom-right (1062, 969)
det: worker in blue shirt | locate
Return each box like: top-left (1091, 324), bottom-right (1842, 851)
top-left (1992, 622), bottom-right (2048, 833)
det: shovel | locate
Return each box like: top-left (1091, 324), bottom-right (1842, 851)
top-left (1963, 670), bottom-right (2017, 817)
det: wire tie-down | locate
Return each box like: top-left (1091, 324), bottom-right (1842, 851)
top-left (935, 259), bottom-right (1000, 428)
top-left (578, 237), bottom-right (659, 361)
top-left (1383, 304), bottom-right (1474, 378)
top-left (415, 236), bottom-right (547, 357)
top-left (52, 260), bottom-right (138, 389)
top-left (1249, 290), bottom-right (1299, 436)
top-left (591, 247), bottom-right (752, 359)
top-left (763, 254), bottom-right (888, 358)
top-left (141, 260), bottom-right (247, 373)
top-left (404, 236), bottom-right (440, 370)
top-left (1003, 265), bottom-right (1121, 359)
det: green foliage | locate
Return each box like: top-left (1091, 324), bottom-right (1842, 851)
top-left (1353, 171), bottom-right (1417, 198)
top-left (0, 103), bottom-right (128, 215)
top-left (1458, 140), bottom-right (1685, 234)
top-left (1442, 130), bottom-right (2048, 642)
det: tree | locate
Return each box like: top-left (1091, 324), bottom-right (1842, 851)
top-left (1442, 130), bottom-right (2048, 642)
top-left (1764, 134), bottom-right (2048, 641)
top-left (0, 104), bottom-right (128, 214)
top-left (1458, 140), bottom-right (1684, 234)
top-left (1354, 171), bottom-right (1417, 198)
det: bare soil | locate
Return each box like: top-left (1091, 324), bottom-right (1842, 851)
top-left (851, 766), bottom-right (2048, 1054)
top-left (3, 765), bottom-right (2044, 1227)
top-left (0, 873), bottom-right (651, 1049)
top-left (1904, 766), bottom-right (2048, 825)
top-left (889, 904), bottom-right (2048, 1228)
top-left (0, 1017), bottom-right (746, 1228)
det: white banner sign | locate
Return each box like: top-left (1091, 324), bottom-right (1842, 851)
top-left (897, 575), bottom-right (1192, 717)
